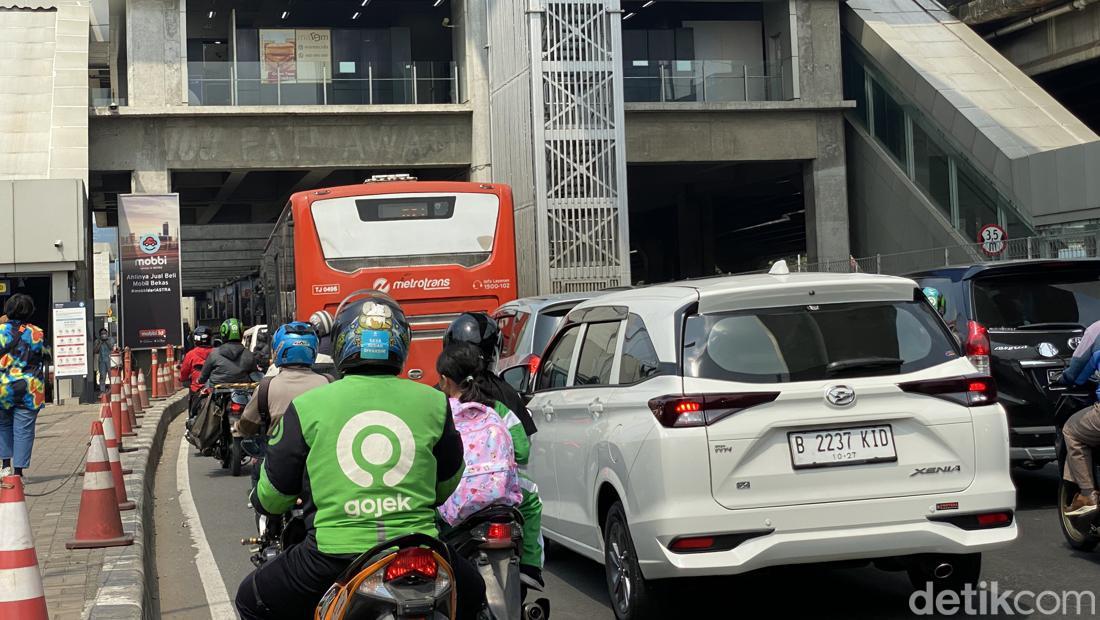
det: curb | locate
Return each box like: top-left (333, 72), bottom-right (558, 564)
top-left (82, 390), bottom-right (188, 620)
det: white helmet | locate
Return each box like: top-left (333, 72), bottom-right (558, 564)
top-left (309, 309), bottom-right (334, 337)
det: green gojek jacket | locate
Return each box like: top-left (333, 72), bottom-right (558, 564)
top-left (492, 401), bottom-right (530, 465)
top-left (256, 373), bottom-right (466, 555)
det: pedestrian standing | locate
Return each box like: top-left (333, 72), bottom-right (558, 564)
top-left (0, 294), bottom-right (47, 477)
top-left (94, 327), bottom-right (113, 394)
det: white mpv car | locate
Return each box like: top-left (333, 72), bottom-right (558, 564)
top-left (525, 268), bottom-right (1017, 620)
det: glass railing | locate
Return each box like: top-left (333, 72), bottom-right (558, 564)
top-left (622, 60), bottom-right (786, 103)
top-left (89, 88), bottom-right (126, 108)
top-left (186, 60), bottom-right (459, 106)
top-left (842, 39), bottom-right (1035, 241)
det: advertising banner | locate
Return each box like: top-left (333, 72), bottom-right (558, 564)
top-left (260, 29), bottom-right (297, 84)
top-left (52, 301), bottom-right (88, 378)
top-left (118, 194), bottom-right (183, 349)
top-left (296, 29), bottom-right (331, 82)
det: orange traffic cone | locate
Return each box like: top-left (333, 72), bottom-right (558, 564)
top-left (109, 366), bottom-right (125, 444)
top-left (66, 422), bottom-right (134, 549)
top-left (122, 380), bottom-right (140, 430)
top-left (150, 349), bottom-right (161, 399)
top-left (99, 403), bottom-right (132, 473)
top-left (100, 412), bottom-right (135, 511)
top-left (118, 388), bottom-right (137, 437)
top-left (0, 475), bottom-right (49, 619)
top-left (129, 371), bottom-right (143, 417)
top-left (138, 368), bottom-right (150, 409)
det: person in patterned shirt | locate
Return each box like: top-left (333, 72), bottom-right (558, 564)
top-left (0, 293), bottom-right (46, 477)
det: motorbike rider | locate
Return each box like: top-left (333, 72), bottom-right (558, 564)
top-left (198, 318), bottom-right (258, 386)
top-left (922, 287), bottom-right (946, 316)
top-left (444, 312), bottom-right (545, 589)
top-left (179, 326), bottom-right (214, 417)
top-left (237, 322), bottom-right (330, 437)
top-left (1059, 347), bottom-right (1100, 516)
top-left (235, 293), bottom-right (486, 619)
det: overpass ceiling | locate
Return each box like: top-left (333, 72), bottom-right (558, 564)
top-left (89, 166), bottom-right (468, 295)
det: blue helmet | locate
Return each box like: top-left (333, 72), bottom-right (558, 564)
top-left (272, 322), bottom-right (319, 367)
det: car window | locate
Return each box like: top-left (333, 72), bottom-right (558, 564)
top-left (536, 325), bottom-right (582, 390)
top-left (501, 311), bottom-right (530, 359)
top-left (574, 322), bottom-right (622, 386)
top-left (619, 314), bottom-right (660, 384)
top-left (972, 269), bottom-right (1100, 329)
top-left (495, 314), bottom-right (514, 359)
top-left (683, 300), bottom-right (960, 383)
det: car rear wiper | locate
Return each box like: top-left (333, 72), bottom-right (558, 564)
top-left (826, 357), bottom-right (904, 375)
top-left (1014, 322), bottom-right (1085, 331)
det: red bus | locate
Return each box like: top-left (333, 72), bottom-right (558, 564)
top-left (263, 176), bottom-right (518, 385)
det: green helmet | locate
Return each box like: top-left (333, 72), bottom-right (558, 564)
top-left (922, 287), bottom-right (946, 316)
top-left (220, 318), bottom-right (243, 341)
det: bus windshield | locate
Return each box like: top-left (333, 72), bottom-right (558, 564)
top-left (310, 192), bottom-right (499, 271)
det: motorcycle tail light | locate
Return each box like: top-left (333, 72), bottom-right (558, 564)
top-left (384, 547), bottom-right (438, 582)
top-left (471, 521), bottom-right (519, 549)
top-left (356, 550), bottom-right (453, 601)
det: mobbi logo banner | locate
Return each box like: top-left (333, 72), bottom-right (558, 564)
top-left (118, 194), bottom-right (184, 350)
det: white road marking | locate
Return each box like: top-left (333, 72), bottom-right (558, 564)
top-left (177, 433), bottom-right (238, 619)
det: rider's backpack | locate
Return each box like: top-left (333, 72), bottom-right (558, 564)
top-left (438, 398), bottom-right (523, 526)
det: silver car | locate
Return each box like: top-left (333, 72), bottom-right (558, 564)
top-left (492, 292), bottom-right (602, 391)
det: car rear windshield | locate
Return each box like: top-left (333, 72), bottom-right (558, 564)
top-left (683, 300), bottom-right (960, 383)
top-left (972, 269), bottom-right (1100, 330)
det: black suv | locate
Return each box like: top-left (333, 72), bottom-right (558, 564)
top-left (910, 260), bottom-right (1100, 468)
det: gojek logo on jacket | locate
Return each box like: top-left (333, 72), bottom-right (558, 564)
top-left (337, 410), bottom-right (417, 518)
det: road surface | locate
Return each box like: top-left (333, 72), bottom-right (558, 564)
top-left (151, 414), bottom-right (1100, 618)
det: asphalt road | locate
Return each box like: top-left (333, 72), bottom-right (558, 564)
top-left (152, 412), bottom-right (1100, 619)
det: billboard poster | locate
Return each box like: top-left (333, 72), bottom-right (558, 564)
top-left (118, 194), bottom-right (183, 349)
top-left (296, 29), bottom-right (331, 82)
top-left (52, 301), bottom-right (88, 378)
top-left (260, 29), bottom-right (297, 84)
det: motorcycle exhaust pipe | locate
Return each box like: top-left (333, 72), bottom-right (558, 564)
top-left (519, 602), bottom-right (545, 620)
top-left (933, 563), bottom-right (954, 580)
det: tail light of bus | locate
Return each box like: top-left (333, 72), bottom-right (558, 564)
top-left (648, 392), bottom-right (780, 428)
top-left (966, 321), bottom-right (991, 375)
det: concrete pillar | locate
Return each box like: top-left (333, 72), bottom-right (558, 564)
top-left (804, 113), bottom-right (851, 263)
top-left (126, 0), bottom-right (185, 108)
top-left (454, 0), bottom-right (492, 182)
top-left (795, 0), bottom-right (843, 102)
top-left (49, 270), bottom-right (76, 403)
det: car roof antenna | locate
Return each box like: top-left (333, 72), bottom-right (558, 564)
top-left (769, 260), bottom-right (790, 276)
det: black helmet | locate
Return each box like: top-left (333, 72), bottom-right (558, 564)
top-left (331, 291), bottom-right (411, 375)
top-left (192, 326), bottom-right (212, 346)
top-left (443, 313), bottom-right (499, 361)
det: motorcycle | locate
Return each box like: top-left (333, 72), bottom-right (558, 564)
top-left (185, 383), bottom-right (256, 475)
top-left (442, 506), bottom-right (548, 620)
top-left (1054, 387), bottom-right (1100, 551)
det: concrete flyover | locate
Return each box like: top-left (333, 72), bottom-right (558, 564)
top-left (89, 105), bottom-right (475, 189)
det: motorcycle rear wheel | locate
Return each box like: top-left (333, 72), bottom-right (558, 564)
top-left (1059, 479), bottom-right (1100, 551)
top-left (230, 438), bottom-right (244, 476)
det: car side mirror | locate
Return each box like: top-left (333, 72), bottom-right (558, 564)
top-left (501, 364), bottom-right (532, 397)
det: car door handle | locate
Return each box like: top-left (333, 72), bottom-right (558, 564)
top-left (588, 400), bottom-right (604, 417)
top-left (541, 404), bottom-right (554, 422)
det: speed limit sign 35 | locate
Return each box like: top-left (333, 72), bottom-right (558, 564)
top-left (979, 224), bottom-right (1007, 256)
